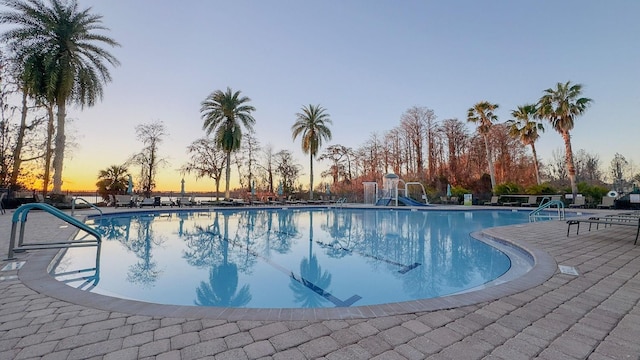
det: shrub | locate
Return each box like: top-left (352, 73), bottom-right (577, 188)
top-left (494, 182), bottom-right (523, 195)
top-left (451, 185), bottom-right (471, 198)
top-left (577, 182), bottom-right (609, 205)
top-left (525, 183), bottom-right (557, 195)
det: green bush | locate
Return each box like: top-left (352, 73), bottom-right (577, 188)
top-left (524, 183), bottom-right (557, 195)
top-left (577, 182), bottom-right (609, 205)
top-left (451, 185), bottom-right (471, 198)
top-left (494, 182), bottom-right (523, 195)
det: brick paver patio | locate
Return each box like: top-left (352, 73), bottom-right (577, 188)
top-left (1, 206), bottom-right (639, 359)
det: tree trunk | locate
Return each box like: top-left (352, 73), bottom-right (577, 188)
top-left (51, 99), bottom-right (66, 194)
top-left (9, 90), bottom-right (29, 188)
top-left (42, 104), bottom-right (55, 196)
top-left (530, 142), bottom-right (541, 185)
top-left (562, 130), bottom-right (578, 199)
top-left (483, 135), bottom-right (496, 193)
top-left (309, 153), bottom-right (314, 200)
top-left (225, 150), bottom-right (231, 199)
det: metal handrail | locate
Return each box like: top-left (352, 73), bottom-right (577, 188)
top-left (529, 198), bottom-right (565, 222)
top-left (7, 203), bottom-right (101, 268)
top-left (71, 196), bottom-right (103, 218)
top-left (0, 192), bottom-right (5, 215)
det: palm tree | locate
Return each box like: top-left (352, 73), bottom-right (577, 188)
top-left (467, 101), bottom-right (499, 193)
top-left (1, 0), bottom-right (120, 194)
top-left (538, 81), bottom-right (592, 199)
top-left (291, 104), bottom-right (332, 200)
top-left (95, 164), bottom-right (129, 202)
top-left (507, 104), bottom-right (544, 185)
top-left (200, 87), bottom-right (256, 199)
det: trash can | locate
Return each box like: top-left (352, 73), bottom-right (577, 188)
top-left (154, 196), bottom-right (161, 207)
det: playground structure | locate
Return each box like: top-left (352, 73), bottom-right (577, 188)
top-left (364, 173), bottom-right (430, 206)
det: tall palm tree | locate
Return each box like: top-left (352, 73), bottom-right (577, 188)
top-left (467, 101), bottom-right (499, 193)
top-left (1, 0), bottom-right (120, 194)
top-left (291, 104), bottom-right (332, 200)
top-left (200, 87), bottom-right (256, 199)
top-left (507, 104), bottom-right (544, 185)
top-left (537, 81), bottom-right (592, 199)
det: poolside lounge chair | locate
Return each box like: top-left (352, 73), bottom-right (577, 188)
top-left (521, 196), bottom-right (539, 207)
top-left (138, 197), bottom-right (156, 207)
top-left (597, 196), bottom-right (615, 209)
top-left (114, 194), bottom-right (134, 207)
top-left (177, 197), bottom-right (195, 207)
top-left (569, 196), bottom-right (586, 208)
top-left (567, 216), bottom-right (640, 244)
top-left (484, 196), bottom-right (499, 206)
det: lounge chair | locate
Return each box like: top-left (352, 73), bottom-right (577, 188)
top-left (484, 196), bottom-right (499, 206)
top-left (569, 196), bottom-right (586, 208)
top-left (597, 196), bottom-right (615, 209)
top-left (449, 196), bottom-right (459, 205)
top-left (520, 196), bottom-right (538, 207)
top-left (567, 216), bottom-right (640, 244)
top-left (114, 194), bottom-right (135, 207)
top-left (138, 197), bottom-right (156, 207)
top-left (177, 197), bottom-right (197, 207)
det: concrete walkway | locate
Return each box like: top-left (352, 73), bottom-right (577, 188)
top-left (1, 206), bottom-right (639, 359)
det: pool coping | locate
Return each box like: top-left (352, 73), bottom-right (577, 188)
top-left (17, 207), bottom-right (558, 321)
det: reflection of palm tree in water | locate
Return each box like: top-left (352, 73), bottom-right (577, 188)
top-left (289, 212), bottom-right (333, 307)
top-left (194, 262), bottom-right (251, 307)
top-left (290, 253), bottom-right (332, 307)
top-left (194, 213), bottom-right (252, 307)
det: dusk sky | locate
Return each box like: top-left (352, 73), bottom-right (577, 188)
top-left (39, 0), bottom-right (639, 192)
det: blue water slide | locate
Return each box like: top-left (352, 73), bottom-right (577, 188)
top-left (398, 196), bottom-right (428, 206)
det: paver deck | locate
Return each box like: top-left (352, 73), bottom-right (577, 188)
top-left (1, 205), bottom-right (639, 359)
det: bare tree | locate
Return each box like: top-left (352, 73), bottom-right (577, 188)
top-left (257, 144), bottom-right (276, 193)
top-left (574, 149), bottom-right (602, 183)
top-left (319, 144), bottom-right (354, 184)
top-left (546, 148), bottom-right (568, 183)
top-left (609, 153), bottom-right (629, 192)
top-left (400, 106), bottom-right (436, 180)
top-left (181, 137), bottom-right (226, 199)
top-left (275, 150), bottom-right (301, 195)
top-left (132, 121), bottom-right (168, 197)
top-left (235, 131), bottom-right (261, 192)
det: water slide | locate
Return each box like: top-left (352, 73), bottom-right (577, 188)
top-left (398, 196), bottom-right (428, 206)
top-left (375, 198), bottom-right (392, 206)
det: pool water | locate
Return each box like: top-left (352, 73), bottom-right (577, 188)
top-left (54, 208), bottom-right (532, 308)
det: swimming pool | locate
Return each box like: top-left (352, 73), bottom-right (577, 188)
top-left (54, 208), bottom-right (534, 309)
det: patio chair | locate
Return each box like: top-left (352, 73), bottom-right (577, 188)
top-left (597, 196), bottom-right (615, 209)
top-left (138, 197), bottom-right (156, 207)
top-left (567, 216), bottom-right (640, 245)
top-left (569, 196), bottom-right (586, 208)
top-left (521, 196), bottom-right (539, 207)
top-left (484, 196), bottom-right (499, 205)
top-left (114, 194), bottom-right (135, 207)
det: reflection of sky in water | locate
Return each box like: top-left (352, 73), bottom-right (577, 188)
top-left (56, 209), bottom-right (533, 308)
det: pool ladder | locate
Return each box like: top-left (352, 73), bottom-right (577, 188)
top-left (6, 203), bottom-right (102, 268)
top-left (529, 197), bottom-right (565, 222)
